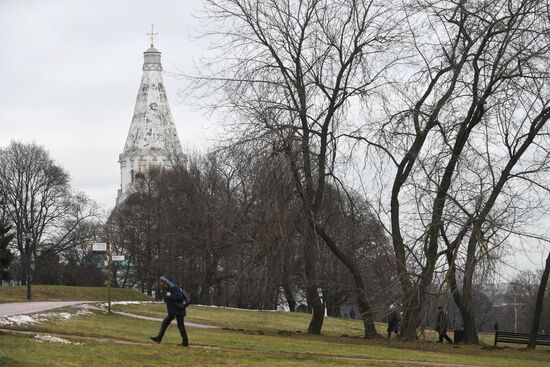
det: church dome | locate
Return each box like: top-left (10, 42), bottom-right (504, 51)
top-left (145, 46), bottom-right (160, 54)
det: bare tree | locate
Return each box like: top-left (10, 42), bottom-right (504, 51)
top-left (0, 142), bottom-right (98, 291)
top-left (436, 0), bottom-right (550, 343)
top-left (348, 0), bottom-right (550, 340)
top-left (193, 0), bottom-right (402, 336)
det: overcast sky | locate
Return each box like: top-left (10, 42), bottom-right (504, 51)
top-left (0, 0), bottom-right (215, 209)
top-left (0, 0), bottom-right (547, 276)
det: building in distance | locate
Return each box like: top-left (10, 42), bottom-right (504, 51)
top-left (117, 36), bottom-right (185, 205)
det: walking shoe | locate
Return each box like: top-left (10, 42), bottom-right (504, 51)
top-left (181, 342), bottom-right (189, 347)
top-left (150, 336), bottom-right (161, 343)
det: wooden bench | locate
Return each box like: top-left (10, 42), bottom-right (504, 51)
top-left (494, 331), bottom-right (550, 346)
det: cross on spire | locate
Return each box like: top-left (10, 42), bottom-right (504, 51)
top-left (147, 23), bottom-right (158, 47)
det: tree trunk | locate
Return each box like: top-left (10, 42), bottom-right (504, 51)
top-left (315, 225), bottom-right (377, 337)
top-left (401, 291), bottom-right (421, 340)
top-left (459, 243), bottom-right (480, 344)
top-left (461, 306), bottom-right (478, 344)
top-left (305, 282), bottom-right (324, 334)
top-left (528, 251), bottom-right (550, 349)
top-left (282, 282), bottom-right (296, 312)
top-left (448, 234), bottom-right (479, 344)
top-left (447, 243), bottom-right (479, 344)
top-left (304, 226), bottom-right (324, 334)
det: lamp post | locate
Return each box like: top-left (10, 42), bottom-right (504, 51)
top-left (25, 231), bottom-right (32, 300)
top-left (108, 241), bottom-right (112, 314)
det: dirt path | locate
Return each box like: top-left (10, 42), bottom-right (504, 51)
top-left (0, 328), bottom-right (495, 367)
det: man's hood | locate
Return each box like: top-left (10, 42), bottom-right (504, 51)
top-left (160, 276), bottom-right (176, 288)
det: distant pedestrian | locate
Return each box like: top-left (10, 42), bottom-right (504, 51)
top-left (150, 276), bottom-right (190, 347)
top-left (349, 308), bottom-right (356, 320)
top-left (435, 306), bottom-right (452, 344)
top-left (387, 303), bottom-right (399, 339)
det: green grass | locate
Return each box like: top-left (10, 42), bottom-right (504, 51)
top-left (0, 331), bottom-right (396, 367)
top-left (0, 285), bottom-right (152, 303)
top-left (1, 303), bottom-right (549, 367)
top-left (116, 303), bottom-right (373, 334)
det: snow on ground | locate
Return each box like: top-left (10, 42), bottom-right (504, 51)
top-left (0, 301), bottom-right (155, 326)
top-left (0, 312), bottom-right (73, 326)
top-left (1, 314), bottom-right (38, 326)
top-left (76, 309), bottom-right (94, 316)
top-left (0, 307), bottom-right (89, 326)
top-left (34, 334), bottom-right (81, 345)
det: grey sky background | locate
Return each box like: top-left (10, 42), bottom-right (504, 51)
top-left (0, 0), bottom-right (214, 208)
top-left (0, 0), bottom-right (547, 277)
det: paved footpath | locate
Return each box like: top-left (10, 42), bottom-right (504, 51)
top-left (0, 301), bottom-right (91, 317)
top-left (111, 310), bottom-right (218, 329)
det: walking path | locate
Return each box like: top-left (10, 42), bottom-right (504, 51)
top-left (112, 310), bottom-right (218, 329)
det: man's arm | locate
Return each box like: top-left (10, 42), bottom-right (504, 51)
top-left (165, 287), bottom-right (184, 302)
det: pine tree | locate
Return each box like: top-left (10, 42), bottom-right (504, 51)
top-left (0, 219), bottom-right (14, 283)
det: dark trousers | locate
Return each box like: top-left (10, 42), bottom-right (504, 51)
top-left (157, 314), bottom-right (189, 346)
top-left (438, 331), bottom-right (453, 344)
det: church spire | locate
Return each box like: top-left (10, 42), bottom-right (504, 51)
top-left (117, 32), bottom-right (185, 204)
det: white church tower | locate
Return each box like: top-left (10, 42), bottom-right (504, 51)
top-left (117, 31), bottom-right (185, 205)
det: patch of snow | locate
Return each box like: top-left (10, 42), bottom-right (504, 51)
top-left (77, 303), bottom-right (101, 311)
top-left (34, 334), bottom-right (81, 345)
top-left (0, 311), bottom-right (73, 326)
top-left (34, 312), bottom-right (72, 320)
top-left (76, 309), bottom-right (94, 316)
top-left (0, 314), bottom-right (41, 326)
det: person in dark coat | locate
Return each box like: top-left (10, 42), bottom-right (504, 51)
top-left (387, 303), bottom-right (399, 339)
top-left (435, 306), bottom-right (452, 344)
top-left (150, 276), bottom-right (189, 347)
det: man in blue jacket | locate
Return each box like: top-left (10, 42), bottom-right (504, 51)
top-left (150, 276), bottom-right (189, 347)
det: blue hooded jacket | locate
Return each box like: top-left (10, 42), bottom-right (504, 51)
top-left (160, 276), bottom-right (186, 316)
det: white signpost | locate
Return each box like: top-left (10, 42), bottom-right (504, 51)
top-left (92, 241), bottom-right (121, 314)
top-left (92, 242), bottom-right (108, 253)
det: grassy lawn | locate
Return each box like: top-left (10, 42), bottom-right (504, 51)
top-left (0, 286), bottom-right (547, 366)
top-left (1, 302), bottom-right (549, 367)
top-left (0, 285), bottom-right (152, 303)
top-left (0, 331), bottom-right (399, 367)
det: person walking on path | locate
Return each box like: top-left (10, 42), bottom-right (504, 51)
top-left (150, 276), bottom-right (189, 347)
top-left (387, 303), bottom-right (399, 339)
top-left (435, 306), bottom-right (453, 344)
